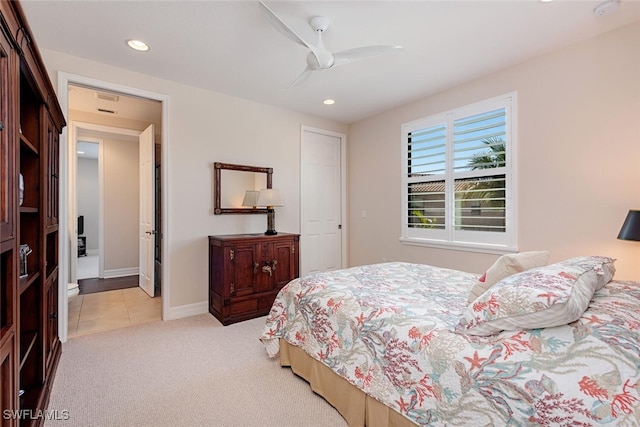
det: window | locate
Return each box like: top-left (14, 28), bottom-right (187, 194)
top-left (401, 93), bottom-right (516, 253)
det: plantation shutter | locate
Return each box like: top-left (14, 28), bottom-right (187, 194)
top-left (453, 108), bottom-right (507, 233)
top-left (407, 123), bottom-right (446, 230)
top-left (401, 92), bottom-right (515, 251)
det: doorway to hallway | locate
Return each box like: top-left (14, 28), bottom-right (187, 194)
top-left (58, 73), bottom-right (169, 342)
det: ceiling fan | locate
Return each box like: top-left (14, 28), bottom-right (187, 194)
top-left (259, 1), bottom-right (404, 87)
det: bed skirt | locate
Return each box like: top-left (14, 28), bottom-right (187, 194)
top-left (279, 339), bottom-right (418, 427)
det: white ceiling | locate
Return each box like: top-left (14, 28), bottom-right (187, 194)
top-left (20, 0), bottom-right (640, 124)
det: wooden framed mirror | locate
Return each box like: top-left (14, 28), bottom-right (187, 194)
top-left (214, 162), bottom-right (273, 214)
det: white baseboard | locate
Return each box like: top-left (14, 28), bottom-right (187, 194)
top-left (103, 267), bottom-right (139, 279)
top-left (166, 301), bottom-right (208, 320)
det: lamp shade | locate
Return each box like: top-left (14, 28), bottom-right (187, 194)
top-left (617, 210), bottom-right (640, 241)
top-left (257, 189), bottom-right (283, 207)
top-left (241, 190), bottom-right (260, 207)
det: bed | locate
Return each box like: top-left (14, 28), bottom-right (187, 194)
top-left (260, 257), bottom-right (640, 426)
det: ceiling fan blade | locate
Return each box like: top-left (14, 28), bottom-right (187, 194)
top-left (259, 2), bottom-right (323, 64)
top-left (333, 45), bottom-right (404, 67)
top-left (288, 68), bottom-right (313, 88)
top-left (259, 2), bottom-right (307, 48)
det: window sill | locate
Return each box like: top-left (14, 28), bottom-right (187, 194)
top-left (399, 237), bottom-right (518, 255)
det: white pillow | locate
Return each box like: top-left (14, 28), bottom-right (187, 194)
top-left (457, 256), bottom-right (616, 336)
top-left (467, 251), bottom-right (550, 303)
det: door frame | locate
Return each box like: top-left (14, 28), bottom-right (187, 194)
top-left (57, 72), bottom-right (170, 342)
top-left (300, 126), bottom-right (348, 273)
top-left (71, 123), bottom-right (140, 281)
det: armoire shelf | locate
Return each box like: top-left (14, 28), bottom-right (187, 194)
top-left (19, 272), bottom-right (40, 295)
top-left (19, 133), bottom-right (38, 155)
top-left (18, 331), bottom-right (37, 370)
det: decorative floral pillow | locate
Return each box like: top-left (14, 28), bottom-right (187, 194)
top-left (467, 251), bottom-right (550, 303)
top-left (457, 256), bottom-right (616, 336)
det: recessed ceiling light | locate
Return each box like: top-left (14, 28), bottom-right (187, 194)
top-left (77, 151), bottom-right (85, 154)
top-left (323, 99), bottom-right (335, 105)
top-left (126, 39), bottom-right (150, 52)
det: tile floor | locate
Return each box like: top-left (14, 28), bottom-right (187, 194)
top-left (68, 287), bottom-right (162, 338)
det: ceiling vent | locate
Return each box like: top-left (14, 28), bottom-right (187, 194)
top-left (95, 91), bottom-right (119, 102)
top-left (97, 108), bottom-right (117, 115)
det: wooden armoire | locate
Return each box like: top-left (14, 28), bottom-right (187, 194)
top-left (0, 1), bottom-right (66, 425)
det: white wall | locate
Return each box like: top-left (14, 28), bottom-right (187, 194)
top-left (76, 157), bottom-right (98, 252)
top-left (41, 49), bottom-right (348, 314)
top-left (348, 23), bottom-right (640, 280)
top-left (102, 136), bottom-right (139, 272)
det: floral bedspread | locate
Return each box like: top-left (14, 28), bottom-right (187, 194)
top-left (260, 262), bottom-right (640, 426)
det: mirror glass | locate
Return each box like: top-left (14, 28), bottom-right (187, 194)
top-left (220, 170), bottom-right (267, 209)
top-left (214, 162), bottom-right (272, 214)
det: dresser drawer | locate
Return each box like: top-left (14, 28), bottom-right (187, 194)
top-left (229, 298), bottom-right (258, 316)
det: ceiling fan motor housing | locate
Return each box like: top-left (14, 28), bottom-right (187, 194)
top-left (310, 16), bottom-right (329, 33)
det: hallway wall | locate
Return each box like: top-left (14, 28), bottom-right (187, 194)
top-left (77, 156), bottom-right (99, 253)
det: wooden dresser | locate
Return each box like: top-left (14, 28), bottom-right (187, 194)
top-left (208, 233), bottom-right (299, 325)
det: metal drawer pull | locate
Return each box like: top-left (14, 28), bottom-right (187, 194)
top-left (262, 264), bottom-right (272, 276)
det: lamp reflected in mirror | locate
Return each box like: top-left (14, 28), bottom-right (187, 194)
top-left (257, 189), bottom-right (283, 235)
top-left (242, 190), bottom-right (260, 209)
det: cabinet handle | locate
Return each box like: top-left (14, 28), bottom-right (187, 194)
top-left (262, 264), bottom-right (272, 276)
top-left (271, 259), bottom-right (277, 271)
top-left (253, 262), bottom-right (259, 274)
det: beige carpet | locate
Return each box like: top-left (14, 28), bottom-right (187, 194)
top-left (46, 314), bottom-right (346, 427)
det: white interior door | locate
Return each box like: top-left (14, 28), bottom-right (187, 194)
top-left (301, 127), bottom-right (346, 275)
top-left (139, 124), bottom-right (155, 296)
